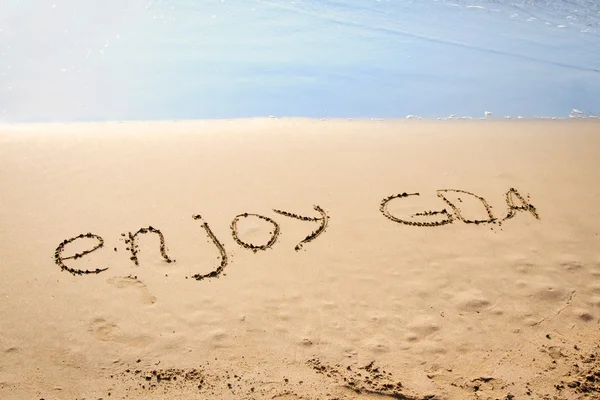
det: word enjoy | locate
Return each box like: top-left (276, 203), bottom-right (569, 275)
top-left (53, 187), bottom-right (538, 280)
top-left (54, 206), bottom-right (329, 280)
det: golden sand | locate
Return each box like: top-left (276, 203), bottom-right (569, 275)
top-left (0, 119), bottom-right (599, 399)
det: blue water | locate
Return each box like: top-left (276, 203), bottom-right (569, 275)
top-left (1, 0), bottom-right (599, 122)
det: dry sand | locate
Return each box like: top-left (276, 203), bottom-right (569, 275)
top-left (0, 119), bottom-right (599, 400)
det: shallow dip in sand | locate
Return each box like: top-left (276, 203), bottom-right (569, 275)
top-left (0, 119), bottom-right (599, 399)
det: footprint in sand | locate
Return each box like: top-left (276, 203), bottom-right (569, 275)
top-left (88, 318), bottom-right (153, 347)
top-left (106, 276), bottom-right (157, 305)
top-left (88, 318), bottom-right (119, 341)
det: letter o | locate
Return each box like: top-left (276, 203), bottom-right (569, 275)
top-left (230, 213), bottom-right (280, 251)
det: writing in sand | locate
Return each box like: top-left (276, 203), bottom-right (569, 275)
top-left (54, 187), bottom-right (539, 280)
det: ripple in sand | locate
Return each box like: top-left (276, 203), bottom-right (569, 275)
top-left (407, 316), bottom-right (441, 338)
top-left (588, 296), bottom-right (600, 307)
top-left (454, 290), bottom-right (491, 312)
top-left (560, 258), bottom-right (585, 271)
top-left (362, 335), bottom-right (391, 353)
top-left (528, 279), bottom-right (570, 302)
top-left (572, 309), bottom-right (595, 322)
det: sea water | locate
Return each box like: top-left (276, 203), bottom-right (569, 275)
top-left (0, 0), bottom-right (598, 122)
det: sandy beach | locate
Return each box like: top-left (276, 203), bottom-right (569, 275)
top-left (0, 119), bottom-right (599, 400)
